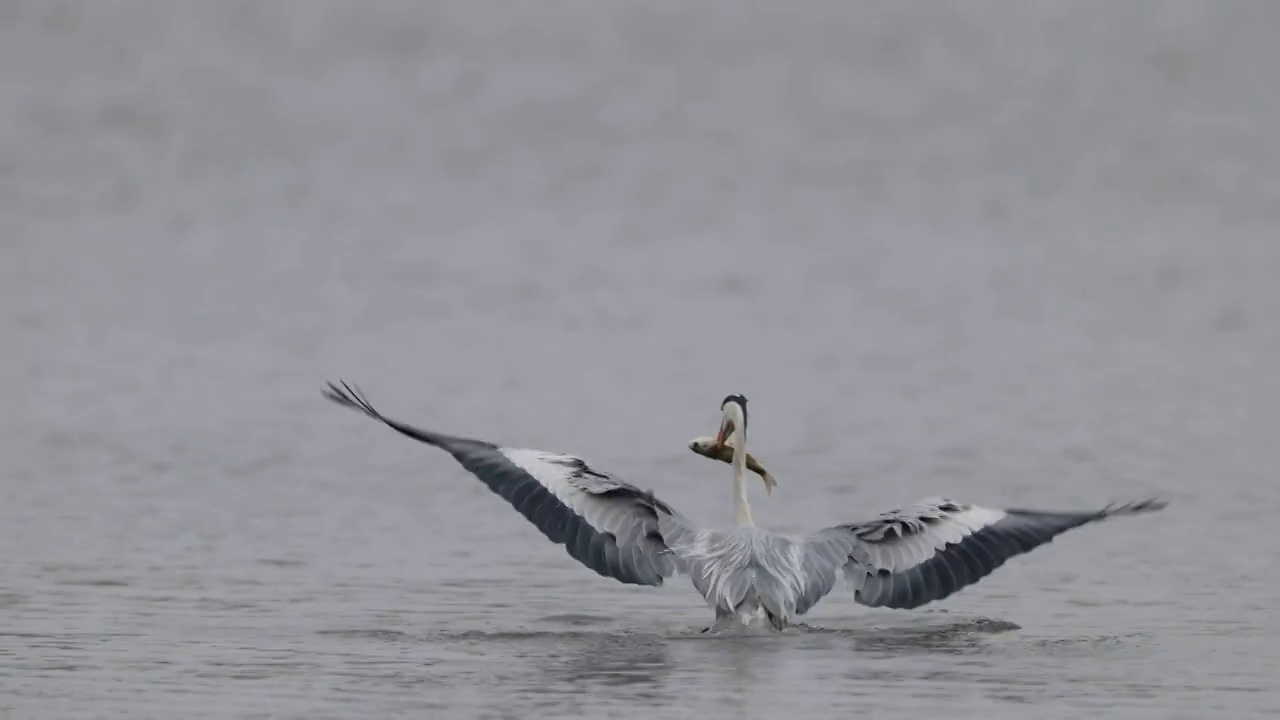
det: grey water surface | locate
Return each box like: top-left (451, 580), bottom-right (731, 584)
top-left (4, 2), bottom-right (1280, 718)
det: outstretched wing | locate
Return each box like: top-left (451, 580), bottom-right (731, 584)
top-left (804, 496), bottom-right (1167, 610)
top-left (323, 381), bottom-right (688, 586)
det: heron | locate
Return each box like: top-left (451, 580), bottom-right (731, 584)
top-left (322, 381), bottom-right (1167, 632)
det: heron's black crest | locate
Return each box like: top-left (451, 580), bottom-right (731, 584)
top-left (720, 394), bottom-right (748, 428)
top-left (720, 394), bottom-right (748, 410)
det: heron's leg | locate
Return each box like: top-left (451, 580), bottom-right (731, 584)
top-left (764, 608), bottom-right (787, 632)
top-left (701, 605), bottom-right (736, 634)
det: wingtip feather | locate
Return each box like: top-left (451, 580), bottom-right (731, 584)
top-left (322, 379), bottom-right (382, 420)
top-left (1100, 496), bottom-right (1169, 518)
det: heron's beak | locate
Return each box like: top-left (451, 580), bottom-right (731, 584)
top-left (713, 416), bottom-right (733, 449)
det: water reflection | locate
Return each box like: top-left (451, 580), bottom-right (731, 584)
top-left (554, 633), bottom-right (672, 697)
top-left (833, 617), bottom-right (1021, 656)
top-left (416, 627), bottom-right (677, 706)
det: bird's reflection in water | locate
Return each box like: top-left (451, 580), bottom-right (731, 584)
top-left (705, 636), bottom-right (765, 715)
top-left (427, 614), bottom-right (1022, 717)
top-left (665, 613), bottom-right (1019, 652)
top-left (828, 616), bottom-right (1021, 656)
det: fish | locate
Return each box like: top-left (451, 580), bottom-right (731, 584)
top-left (687, 436), bottom-right (778, 495)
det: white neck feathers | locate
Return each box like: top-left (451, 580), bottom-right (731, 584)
top-left (730, 420), bottom-right (754, 527)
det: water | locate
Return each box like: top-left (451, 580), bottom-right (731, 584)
top-left (3, 1), bottom-right (1279, 717)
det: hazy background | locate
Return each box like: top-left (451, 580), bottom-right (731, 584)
top-left (3, 1), bottom-right (1278, 718)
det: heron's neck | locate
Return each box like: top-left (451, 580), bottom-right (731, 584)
top-left (731, 425), bottom-right (754, 527)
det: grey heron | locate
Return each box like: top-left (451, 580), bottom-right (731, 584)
top-left (322, 381), bottom-right (1167, 632)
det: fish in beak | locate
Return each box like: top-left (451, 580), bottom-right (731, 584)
top-left (687, 436), bottom-right (778, 495)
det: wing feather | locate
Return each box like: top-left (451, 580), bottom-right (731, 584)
top-left (322, 380), bottom-right (688, 587)
top-left (806, 496), bottom-right (1167, 611)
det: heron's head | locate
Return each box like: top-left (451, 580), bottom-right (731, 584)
top-left (714, 394), bottom-right (748, 449)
